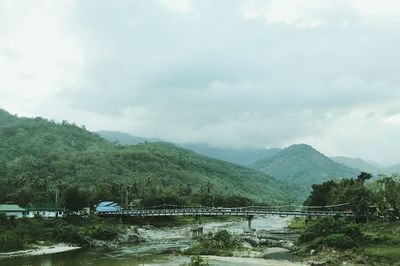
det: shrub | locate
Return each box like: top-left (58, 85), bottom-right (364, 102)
top-left (90, 226), bottom-right (120, 241)
top-left (188, 255), bottom-right (209, 266)
top-left (324, 234), bottom-right (355, 250)
top-left (0, 232), bottom-right (24, 252)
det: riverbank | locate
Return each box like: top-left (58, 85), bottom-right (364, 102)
top-left (0, 244), bottom-right (81, 260)
top-left (288, 217), bottom-right (400, 265)
top-left (2, 216), bottom-right (306, 265)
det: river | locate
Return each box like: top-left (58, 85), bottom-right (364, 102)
top-left (3, 216), bottom-right (307, 266)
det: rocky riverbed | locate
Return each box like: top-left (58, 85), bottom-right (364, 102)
top-left (2, 216), bottom-right (308, 266)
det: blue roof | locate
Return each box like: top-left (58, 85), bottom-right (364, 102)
top-left (96, 201), bottom-right (120, 212)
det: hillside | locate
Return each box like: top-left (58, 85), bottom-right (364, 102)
top-left (0, 108), bottom-right (301, 205)
top-left (330, 156), bottom-right (379, 174)
top-left (253, 144), bottom-right (360, 189)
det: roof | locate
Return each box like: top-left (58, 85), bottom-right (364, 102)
top-left (97, 201), bottom-right (119, 207)
top-left (27, 202), bottom-right (63, 211)
top-left (0, 204), bottom-right (26, 212)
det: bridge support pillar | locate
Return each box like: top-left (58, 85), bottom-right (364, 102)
top-left (191, 215), bottom-right (203, 238)
top-left (244, 215), bottom-right (255, 233)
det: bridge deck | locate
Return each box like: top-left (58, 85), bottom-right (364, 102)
top-left (96, 207), bottom-right (355, 218)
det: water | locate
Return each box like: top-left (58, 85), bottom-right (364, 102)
top-left (2, 216), bottom-right (303, 266)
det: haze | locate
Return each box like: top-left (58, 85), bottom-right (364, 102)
top-left (1, 0), bottom-right (400, 165)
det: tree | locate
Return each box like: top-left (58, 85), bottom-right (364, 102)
top-left (63, 186), bottom-right (88, 211)
top-left (304, 180), bottom-right (337, 208)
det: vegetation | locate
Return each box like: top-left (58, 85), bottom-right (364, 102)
top-left (0, 108), bottom-right (302, 210)
top-left (253, 144), bottom-right (359, 190)
top-left (296, 217), bottom-right (363, 252)
top-left (185, 229), bottom-right (243, 256)
top-left (187, 255), bottom-right (210, 266)
top-left (292, 173), bottom-right (400, 264)
top-left (304, 172), bottom-right (400, 219)
top-left (0, 214), bottom-right (129, 252)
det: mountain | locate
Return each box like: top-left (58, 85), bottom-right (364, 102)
top-left (97, 130), bottom-right (155, 145)
top-left (384, 164), bottom-right (400, 175)
top-left (0, 108), bottom-right (301, 205)
top-left (98, 130), bottom-right (281, 166)
top-left (253, 144), bottom-right (360, 189)
top-left (330, 156), bottom-right (379, 174)
top-left (179, 143), bottom-right (282, 166)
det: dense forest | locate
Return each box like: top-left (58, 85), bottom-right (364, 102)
top-left (0, 109), bottom-right (302, 210)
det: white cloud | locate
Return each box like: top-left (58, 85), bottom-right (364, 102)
top-left (160, 0), bottom-right (192, 14)
top-left (0, 0), bottom-right (82, 115)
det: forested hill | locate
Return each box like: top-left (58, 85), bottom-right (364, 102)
top-left (253, 144), bottom-right (359, 189)
top-left (97, 130), bottom-right (282, 166)
top-left (0, 109), bottom-right (301, 206)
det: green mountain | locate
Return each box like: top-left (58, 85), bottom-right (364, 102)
top-left (0, 108), bottom-right (300, 205)
top-left (253, 144), bottom-right (360, 189)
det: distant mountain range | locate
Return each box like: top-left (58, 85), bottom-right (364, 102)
top-left (98, 130), bottom-right (400, 189)
top-left (330, 156), bottom-right (400, 176)
top-left (97, 130), bottom-right (281, 166)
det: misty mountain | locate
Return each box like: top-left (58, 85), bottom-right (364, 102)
top-left (96, 130), bottom-right (160, 145)
top-left (179, 143), bottom-right (282, 166)
top-left (330, 156), bottom-right (400, 176)
top-left (98, 130), bottom-right (281, 166)
top-left (330, 156), bottom-right (380, 174)
top-left (253, 144), bottom-right (360, 189)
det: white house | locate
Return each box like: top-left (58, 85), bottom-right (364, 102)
top-left (26, 202), bottom-right (64, 218)
top-left (0, 204), bottom-right (27, 218)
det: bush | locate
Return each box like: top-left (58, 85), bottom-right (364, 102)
top-left (90, 226), bottom-right (120, 241)
top-left (0, 232), bottom-right (24, 252)
top-left (324, 234), bottom-right (355, 250)
top-left (298, 217), bottom-right (363, 252)
top-left (188, 255), bottom-right (209, 266)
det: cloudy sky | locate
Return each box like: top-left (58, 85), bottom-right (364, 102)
top-left (1, 0), bottom-right (400, 165)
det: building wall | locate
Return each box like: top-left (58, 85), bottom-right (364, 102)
top-left (26, 210), bottom-right (64, 218)
top-left (0, 211), bottom-right (25, 218)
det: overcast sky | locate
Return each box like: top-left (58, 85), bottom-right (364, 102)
top-left (1, 0), bottom-right (400, 165)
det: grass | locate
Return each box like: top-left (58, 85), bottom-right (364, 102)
top-left (286, 217), bottom-right (317, 231)
top-left (359, 221), bottom-right (400, 265)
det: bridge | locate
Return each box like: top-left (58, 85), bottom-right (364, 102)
top-left (96, 205), bottom-right (355, 237)
top-left (96, 206), bottom-right (355, 219)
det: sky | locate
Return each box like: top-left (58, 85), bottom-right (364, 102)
top-left (1, 0), bottom-right (400, 165)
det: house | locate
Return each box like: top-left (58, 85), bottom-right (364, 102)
top-left (95, 201), bottom-right (121, 213)
top-left (0, 204), bottom-right (27, 218)
top-left (26, 202), bottom-right (64, 218)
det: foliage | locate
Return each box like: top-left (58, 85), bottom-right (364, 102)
top-left (90, 226), bottom-right (120, 241)
top-left (298, 217), bottom-right (362, 251)
top-left (187, 255), bottom-right (209, 266)
top-left (323, 234), bottom-right (355, 250)
top-left (185, 230), bottom-right (243, 256)
top-left (0, 214), bottom-right (125, 252)
top-left (62, 185), bottom-right (89, 211)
